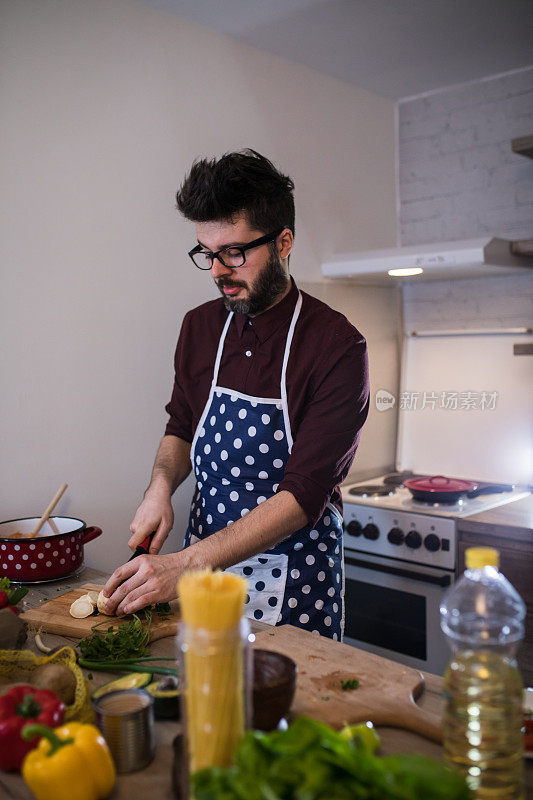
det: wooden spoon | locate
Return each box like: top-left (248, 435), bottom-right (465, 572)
top-left (29, 483), bottom-right (68, 538)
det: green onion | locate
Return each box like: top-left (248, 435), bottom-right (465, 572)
top-left (79, 659), bottom-right (177, 676)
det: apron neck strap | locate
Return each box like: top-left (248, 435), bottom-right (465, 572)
top-left (211, 290), bottom-right (303, 401)
top-left (281, 291), bottom-right (302, 452)
top-left (212, 311), bottom-right (233, 387)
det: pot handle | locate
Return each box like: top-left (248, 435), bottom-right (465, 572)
top-left (428, 475), bottom-right (449, 485)
top-left (81, 526), bottom-right (103, 545)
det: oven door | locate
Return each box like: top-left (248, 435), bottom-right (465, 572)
top-left (343, 549), bottom-right (453, 676)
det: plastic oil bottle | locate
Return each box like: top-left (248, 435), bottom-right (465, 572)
top-left (440, 547), bottom-right (525, 799)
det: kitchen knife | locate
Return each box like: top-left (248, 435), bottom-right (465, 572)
top-left (128, 532), bottom-right (156, 561)
top-left (105, 533), bottom-right (157, 599)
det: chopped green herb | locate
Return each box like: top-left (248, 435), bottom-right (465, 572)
top-left (321, 696), bottom-right (330, 701)
top-left (78, 614), bottom-right (151, 662)
top-left (88, 673), bottom-right (93, 680)
top-left (340, 678), bottom-right (359, 691)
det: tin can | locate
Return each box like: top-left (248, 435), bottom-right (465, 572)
top-left (93, 688), bottom-right (155, 773)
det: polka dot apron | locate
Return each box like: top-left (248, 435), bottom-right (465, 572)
top-left (184, 292), bottom-right (344, 640)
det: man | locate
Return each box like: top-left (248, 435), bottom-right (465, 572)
top-left (103, 149), bottom-right (369, 640)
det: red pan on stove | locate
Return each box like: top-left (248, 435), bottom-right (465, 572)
top-left (403, 475), bottom-right (478, 503)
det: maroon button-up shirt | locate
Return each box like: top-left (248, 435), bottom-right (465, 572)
top-left (165, 279), bottom-right (369, 525)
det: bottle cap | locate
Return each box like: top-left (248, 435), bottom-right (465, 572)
top-left (465, 546), bottom-right (499, 569)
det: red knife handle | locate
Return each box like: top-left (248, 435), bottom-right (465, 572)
top-left (128, 532), bottom-right (156, 561)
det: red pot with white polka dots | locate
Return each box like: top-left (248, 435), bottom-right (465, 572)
top-left (0, 517), bottom-right (102, 582)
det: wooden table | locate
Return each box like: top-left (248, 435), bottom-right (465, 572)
top-left (2, 566), bottom-right (531, 798)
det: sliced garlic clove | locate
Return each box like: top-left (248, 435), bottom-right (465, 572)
top-left (70, 597), bottom-right (96, 618)
top-left (77, 593), bottom-right (96, 606)
top-left (97, 589), bottom-right (113, 616)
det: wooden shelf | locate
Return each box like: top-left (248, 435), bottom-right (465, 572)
top-left (511, 239), bottom-right (533, 257)
top-left (511, 134), bottom-right (533, 159)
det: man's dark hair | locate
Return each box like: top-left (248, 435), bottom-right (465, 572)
top-left (176, 149), bottom-right (295, 236)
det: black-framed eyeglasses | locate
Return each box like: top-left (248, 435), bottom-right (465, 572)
top-left (188, 227), bottom-right (285, 270)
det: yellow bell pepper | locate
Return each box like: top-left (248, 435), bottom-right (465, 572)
top-left (21, 722), bottom-right (115, 800)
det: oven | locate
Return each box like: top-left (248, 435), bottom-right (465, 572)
top-left (341, 489), bottom-right (457, 675)
top-left (343, 549), bottom-right (452, 675)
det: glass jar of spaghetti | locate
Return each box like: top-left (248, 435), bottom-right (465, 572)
top-left (175, 569), bottom-right (252, 795)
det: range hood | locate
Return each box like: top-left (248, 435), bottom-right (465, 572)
top-left (321, 237), bottom-right (533, 284)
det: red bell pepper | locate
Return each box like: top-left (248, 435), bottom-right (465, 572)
top-left (0, 684), bottom-right (65, 772)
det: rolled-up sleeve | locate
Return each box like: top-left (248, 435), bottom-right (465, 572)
top-left (278, 330), bottom-right (369, 526)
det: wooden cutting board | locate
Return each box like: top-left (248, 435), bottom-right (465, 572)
top-left (254, 625), bottom-right (442, 742)
top-left (22, 589), bottom-right (441, 741)
top-left (20, 584), bottom-right (181, 642)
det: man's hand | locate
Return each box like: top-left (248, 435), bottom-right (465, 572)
top-left (129, 487), bottom-right (174, 554)
top-left (102, 551), bottom-right (190, 615)
top-left (128, 435), bottom-right (191, 554)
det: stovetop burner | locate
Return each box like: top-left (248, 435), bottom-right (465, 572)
top-left (348, 485), bottom-right (396, 497)
top-left (342, 474), bottom-right (530, 519)
top-left (382, 471), bottom-right (428, 487)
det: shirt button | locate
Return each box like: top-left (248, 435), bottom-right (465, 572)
top-left (245, 350), bottom-right (252, 357)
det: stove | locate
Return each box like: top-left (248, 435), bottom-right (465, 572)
top-left (341, 472), bottom-right (530, 675)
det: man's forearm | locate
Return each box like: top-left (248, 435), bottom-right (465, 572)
top-left (183, 490), bottom-right (308, 571)
top-left (148, 435), bottom-right (192, 496)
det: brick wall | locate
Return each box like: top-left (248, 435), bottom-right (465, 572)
top-left (399, 67), bottom-right (533, 246)
top-left (402, 273), bottom-right (533, 333)
top-left (398, 67), bottom-right (533, 331)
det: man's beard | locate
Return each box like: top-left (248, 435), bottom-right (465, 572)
top-left (217, 250), bottom-right (289, 316)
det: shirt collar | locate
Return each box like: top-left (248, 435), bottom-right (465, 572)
top-left (234, 277), bottom-right (299, 342)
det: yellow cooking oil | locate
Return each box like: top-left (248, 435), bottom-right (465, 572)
top-left (443, 648), bottom-right (524, 799)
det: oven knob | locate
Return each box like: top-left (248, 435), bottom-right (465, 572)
top-left (405, 530), bottom-right (422, 549)
top-left (363, 523), bottom-right (380, 540)
top-left (424, 533), bottom-right (441, 552)
top-left (387, 527), bottom-right (404, 545)
top-left (346, 520), bottom-right (363, 537)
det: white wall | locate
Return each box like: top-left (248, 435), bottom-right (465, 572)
top-left (0, 0), bottom-right (397, 572)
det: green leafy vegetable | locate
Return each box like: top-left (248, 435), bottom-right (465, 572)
top-left (340, 678), bottom-right (359, 691)
top-left (0, 577), bottom-right (28, 606)
top-left (192, 716), bottom-right (471, 800)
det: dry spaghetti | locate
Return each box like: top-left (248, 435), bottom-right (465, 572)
top-left (177, 569), bottom-right (249, 773)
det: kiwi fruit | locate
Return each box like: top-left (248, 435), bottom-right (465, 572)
top-left (31, 663), bottom-right (77, 705)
